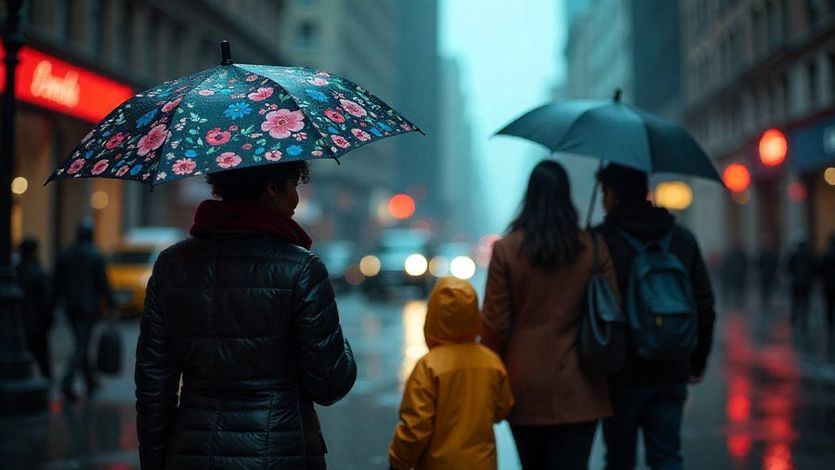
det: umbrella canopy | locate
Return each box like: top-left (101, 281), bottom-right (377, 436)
top-left (495, 93), bottom-right (721, 182)
top-left (47, 42), bottom-right (420, 186)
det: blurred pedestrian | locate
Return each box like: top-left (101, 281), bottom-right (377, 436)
top-left (594, 164), bottom-right (716, 470)
top-left (787, 240), bottom-right (815, 330)
top-left (756, 242), bottom-right (779, 309)
top-left (723, 242), bottom-right (749, 307)
top-left (54, 222), bottom-right (114, 400)
top-left (15, 238), bottom-right (53, 380)
top-left (135, 162), bottom-right (356, 470)
top-left (481, 161), bottom-right (619, 469)
top-left (818, 235), bottom-right (835, 331)
top-left (389, 277), bottom-right (514, 470)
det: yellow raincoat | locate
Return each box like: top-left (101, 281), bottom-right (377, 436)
top-left (389, 277), bottom-right (515, 470)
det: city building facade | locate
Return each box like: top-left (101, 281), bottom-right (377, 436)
top-left (682, 0), bottom-right (835, 256)
top-left (3, 0), bottom-right (287, 264)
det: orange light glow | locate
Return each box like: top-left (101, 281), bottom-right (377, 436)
top-left (759, 129), bottom-right (788, 167)
top-left (388, 194), bottom-right (416, 220)
top-left (723, 164), bottom-right (751, 193)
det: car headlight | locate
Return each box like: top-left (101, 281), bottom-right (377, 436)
top-left (359, 255), bottom-right (381, 277)
top-left (429, 256), bottom-right (449, 277)
top-left (404, 254), bottom-right (428, 276)
top-left (450, 256), bottom-right (476, 280)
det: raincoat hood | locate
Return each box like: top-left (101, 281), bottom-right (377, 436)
top-left (424, 277), bottom-right (482, 349)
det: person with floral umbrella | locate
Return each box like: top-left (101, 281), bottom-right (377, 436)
top-left (48, 42), bottom-right (420, 469)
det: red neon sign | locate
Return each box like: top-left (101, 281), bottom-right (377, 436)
top-left (0, 42), bottom-right (134, 123)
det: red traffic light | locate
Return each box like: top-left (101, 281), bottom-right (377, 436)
top-left (388, 194), bottom-right (416, 220)
top-left (723, 164), bottom-right (751, 193)
top-left (758, 129), bottom-right (787, 167)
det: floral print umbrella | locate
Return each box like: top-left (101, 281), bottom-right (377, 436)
top-left (47, 51), bottom-right (421, 186)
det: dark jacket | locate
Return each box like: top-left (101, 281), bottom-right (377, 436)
top-left (15, 258), bottom-right (53, 336)
top-left (596, 201), bottom-right (716, 385)
top-left (53, 241), bottom-right (113, 317)
top-left (135, 231), bottom-right (357, 470)
top-left (822, 247), bottom-right (835, 294)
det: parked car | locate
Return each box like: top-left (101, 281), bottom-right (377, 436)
top-left (107, 227), bottom-right (185, 316)
top-left (360, 229), bottom-right (435, 298)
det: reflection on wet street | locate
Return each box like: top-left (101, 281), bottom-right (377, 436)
top-left (3, 285), bottom-right (835, 468)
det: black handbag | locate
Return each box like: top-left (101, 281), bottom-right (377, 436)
top-left (96, 321), bottom-right (123, 375)
top-left (579, 232), bottom-right (627, 374)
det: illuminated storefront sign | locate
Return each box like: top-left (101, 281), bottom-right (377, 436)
top-left (0, 42), bottom-right (134, 123)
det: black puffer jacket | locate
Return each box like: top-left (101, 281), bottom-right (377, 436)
top-left (596, 200), bottom-right (716, 385)
top-left (135, 232), bottom-right (356, 470)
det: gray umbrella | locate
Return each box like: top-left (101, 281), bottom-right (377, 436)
top-left (495, 90), bottom-right (721, 182)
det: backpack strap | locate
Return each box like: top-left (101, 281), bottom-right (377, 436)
top-left (658, 229), bottom-right (675, 251)
top-left (589, 230), bottom-right (601, 274)
top-left (615, 228), bottom-right (647, 253)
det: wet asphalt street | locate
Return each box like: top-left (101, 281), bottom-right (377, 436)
top-left (2, 275), bottom-right (835, 469)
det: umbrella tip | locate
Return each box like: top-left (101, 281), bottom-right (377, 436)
top-left (613, 88), bottom-right (622, 103)
top-left (220, 40), bottom-right (233, 65)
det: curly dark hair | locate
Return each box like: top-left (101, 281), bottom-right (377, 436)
top-left (206, 161), bottom-right (310, 201)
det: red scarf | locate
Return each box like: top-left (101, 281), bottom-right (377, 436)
top-left (190, 200), bottom-right (313, 250)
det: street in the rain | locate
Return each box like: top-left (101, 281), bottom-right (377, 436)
top-left (2, 281), bottom-right (835, 469)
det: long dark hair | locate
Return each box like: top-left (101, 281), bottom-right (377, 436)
top-left (508, 160), bottom-right (582, 268)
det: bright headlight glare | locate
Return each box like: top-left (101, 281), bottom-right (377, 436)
top-left (404, 254), bottom-right (428, 276)
top-left (429, 256), bottom-right (449, 277)
top-left (359, 255), bottom-right (381, 277)
top-left (450, 256), bottom-right (476, 280)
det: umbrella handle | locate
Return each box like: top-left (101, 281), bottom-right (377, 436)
top-left (220, 41), bottom-right (233, 65)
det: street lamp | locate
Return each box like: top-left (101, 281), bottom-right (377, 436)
top-left (0, 0), bottom-right (48, 415)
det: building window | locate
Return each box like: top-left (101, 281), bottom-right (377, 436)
top-left (782, 73), bottom-right (790, 115)
top-left (89, 0), bottom-right (103, 54)
top-left (782, 0), bottom-right (791, 39)
top-left (808, 0), bottom-right (821, 25)
top-left (751, 7), bottom-right (763, 55)
top-left (57, 0), bottom-right (76, 39)
top-left (146, 12), bottom-right (159, 77)
top-left (829, 52), bottom-right (835, 98)
top-left (120, 2), bottom-right (134, 67)
top-left (809, 61), bottom-right (818, 105)
top-left (297, 20), bottom-right (318, 49)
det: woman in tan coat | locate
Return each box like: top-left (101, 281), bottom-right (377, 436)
top-left (481, 160), bottom-right (619, 469)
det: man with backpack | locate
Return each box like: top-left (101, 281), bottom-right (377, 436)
top-left (595, 164), bottom-right (716, 470)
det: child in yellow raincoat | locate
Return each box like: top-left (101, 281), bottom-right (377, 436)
top-left (389, 277), bottom-right (515, 470)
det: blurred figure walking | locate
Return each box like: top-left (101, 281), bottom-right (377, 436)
top-left (482, 161), bottom-right (619, 470)
top-left (594, 164), bottom-right (716, 470)
top-left (756, 242), bottom-right (779, 310)
top-left (819, 235), bottom-right (835, 331)
top-left (787, 240), bottom-right (815, 331)
top-left (15, 238), bottom-right (53, 380)
top-left (389, 277), bottom-right (514, 470)
top-left (54, 222), bottom-right (114, 400)
top-left (722, 242), bottom-right (749, 307)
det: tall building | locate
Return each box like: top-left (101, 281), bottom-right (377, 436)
top-left (4, 0), bottom-right (287, 263)
top-left (681, 0), bottom-right (835, 256)
top-left (280, 0), bottom-right (442, 242)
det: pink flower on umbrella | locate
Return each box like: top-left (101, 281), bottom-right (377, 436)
top-left (197, 89), bottom-right (214, 96)
top-left (307, 77), bottom-right (329, 86)
top-left (68, 159), bottom-right (85, 175)
top-left (331, 135), bottom-right (350, 149)
top-left (325, 109), bottom-right (345, 123)
top-left (161, 97), bottom-right (183, 113)
top-left (241, 143), bottom-right (253, 150)
top-left (261, 109), bottom-right (305, 139)
top-left (247, 87), bottom-right (274, 101)
top-left (137, 124), bottom-right (169, 156)
top-left (172, 158), bottom-right (197, 175)
top-left (105, 132), bottom-right (127, 150)
top-left (116, 165), bottom-right (130, 177)
top-left (91, 160), bottom-right (109, 175)
top-left (400, 122), bottom-right (413, 131)
top-left (245, 74), bottom-right (259, 82)
top-left (340, 99), bottom-right (367, 117)
top-left (217, 152), bottom-right (242, 168)
top-left (264, 150), bottom-right (282, 161)
top-left (206, 128), bottom-right (232, 146)
top-left (351, 128), bottom-right (371, 142)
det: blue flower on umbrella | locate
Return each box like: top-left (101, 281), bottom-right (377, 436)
top-left (130, 164), bottom-right (144, 176)
top-left (305, 89), bottom-right (329, 102)
top-left (137, 109), bottom-right (159, 128)
top-left (377, 121), bottom-right (393, 132)
top-left (254, 147), bottom-right (266, 155)
top-left (370, 127), bottom-right (383, 137)
top-left (223, 102), bottom-right (252, 120)
top-left (184, 149), bottom-right (198, 158)
top-left (286, 145), bottom-right (303, 157)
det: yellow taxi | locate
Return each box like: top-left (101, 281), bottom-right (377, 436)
top-left (107, 227), bottom-right (185, 316)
